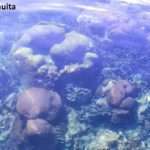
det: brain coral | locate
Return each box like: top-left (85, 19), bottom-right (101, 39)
top-left (16, 87), bottom-right (62, 119)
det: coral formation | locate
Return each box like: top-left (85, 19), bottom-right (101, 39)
top-left (50, 31), bottom-right (93, 66)
top-left (102, 79), bottom-right (135, 107)
top-left (95, 79), bottom-right (138, 124)
top-left (25, 118), bottom-right (52, 136)
top-left (87, 129), bottom-right (120, 150)
top-left (14, 87), bottom-right (64, 150)
top-left (65, 109), bottom-right (87, 149)
top-left (10, 23), bottom-right (65, 89)
top-left (16, 87), bottom-right (62, 120)
top-left (12, 47), bottom-right (47, 71)
top-left (0, 110), bottom-right (16, 142)
top-left (1, 1), bottom-right (150, 150)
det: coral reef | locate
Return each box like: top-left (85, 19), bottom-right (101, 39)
top-left (2, 1), bottom-right (150, 150)
top-left (101, 79), bottom-right (136, 107)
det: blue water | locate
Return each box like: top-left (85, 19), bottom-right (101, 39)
top-left (1, 0), bottom-right (150, 150)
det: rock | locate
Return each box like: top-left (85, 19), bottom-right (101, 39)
top-left (16, 87), bottom-right (62, 120)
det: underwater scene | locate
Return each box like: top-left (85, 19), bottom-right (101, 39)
top-left (1, 0), bottom-right (150, 149)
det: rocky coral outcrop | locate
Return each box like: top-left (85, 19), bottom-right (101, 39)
top-left (15, 87), bottom-right (63, 150)
top-left (2, 2), bottom-right (150, 150)
top-left (95, 79), bottom-right (138, 124)
top-left (10, 23), bottom-right (65, 89)
top-left (101, 79), bottom-right (135, 107)
top-left (16, 87), bottom-right (62, 120)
